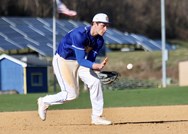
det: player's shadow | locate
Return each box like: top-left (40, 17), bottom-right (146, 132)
top-left (61, 120), bottom-right (188, 126)
top-left (113, 120), bottom-right (188, 125)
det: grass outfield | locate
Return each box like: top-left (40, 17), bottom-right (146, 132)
top-left (0, 86), bottom-right (188, 112)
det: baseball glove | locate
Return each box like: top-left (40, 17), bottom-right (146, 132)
top-left (97, 71), bottom-right (120, 85)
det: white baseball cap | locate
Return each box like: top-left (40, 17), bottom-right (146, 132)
top-left (92, 13), bottom-right (110, 23)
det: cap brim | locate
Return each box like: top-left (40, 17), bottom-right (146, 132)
top-left (94, 21), bottom-right (110, 24)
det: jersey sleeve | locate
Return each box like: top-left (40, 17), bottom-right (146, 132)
top-left (74, 49), bottom-right (94, 68)
top-left (71, 30), bottom-right (94, 68)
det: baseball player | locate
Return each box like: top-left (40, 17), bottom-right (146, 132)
top-left (37, 13), bottom-right (112, 125)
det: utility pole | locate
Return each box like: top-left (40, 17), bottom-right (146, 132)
top-left (53, 0), bottom-right (57, 92)
top-left (161, 0), bottom-right (167, 88)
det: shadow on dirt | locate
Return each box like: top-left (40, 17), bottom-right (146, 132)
top-left (113, 120), bottom-right (188, 125)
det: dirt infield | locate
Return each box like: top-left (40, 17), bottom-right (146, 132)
top-left (1, 105), bottom-right (188, 134)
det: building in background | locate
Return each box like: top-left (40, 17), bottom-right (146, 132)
top-left (0, 54), bottom-right (49, 94)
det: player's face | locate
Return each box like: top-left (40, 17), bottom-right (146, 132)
top-left (96, 22), bottom-right (109, 36)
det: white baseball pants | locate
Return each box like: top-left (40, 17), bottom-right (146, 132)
top-left (42, 54), bottom-right (104, 117)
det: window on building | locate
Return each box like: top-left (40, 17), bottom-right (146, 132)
top-left (31, 73), bottom-right (43, 86)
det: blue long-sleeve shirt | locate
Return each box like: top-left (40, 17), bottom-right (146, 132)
top-left (56, 26), bottom-right (104, 68)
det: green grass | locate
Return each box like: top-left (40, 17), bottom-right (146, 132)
top-left (104, 86), bottom-right (188, 107)
top-left (103, 48), bottom-right (188, 86)
top-left (0, 86), bottom-right (188, 112)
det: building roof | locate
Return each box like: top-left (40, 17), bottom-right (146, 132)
top-left (0, 54), bottom-right (49, 67)
top-left (0, 54), bottom-right (27, 67)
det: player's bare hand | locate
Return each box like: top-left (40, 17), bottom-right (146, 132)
top-left (92, 63), bottom-right (104, 71)
top-left (92, 57), bottom-right (108, 71)
top-left (102, 57), bottom-right (108, 65)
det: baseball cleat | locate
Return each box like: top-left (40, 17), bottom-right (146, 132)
top-left (91, 116), bottom-right (112, 125)
top-left (37, 97), bottom-right (48, 121)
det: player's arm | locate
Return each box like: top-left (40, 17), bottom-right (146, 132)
top-left (92, 57), bottom-right (108, 71)
top-left (74, 49), bottom-right (93, 68)
top-left (72, 30), bottom-right (107, 70)
top-left (87, 42), bottom-right (107, 70)
top-left (71, 31), bottom-right (94, 68)
top-left (74, 49), bottom-right (107, 71)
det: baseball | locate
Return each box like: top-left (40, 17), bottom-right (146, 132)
top-left (127, 63), bottom-right (133, 70)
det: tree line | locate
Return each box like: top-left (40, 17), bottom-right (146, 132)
top-left (0, 0), bottom-right (187, 40)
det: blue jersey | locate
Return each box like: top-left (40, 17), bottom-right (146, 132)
top-left (56, 26), bottom-right (104, 68)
